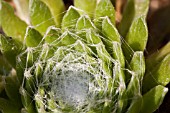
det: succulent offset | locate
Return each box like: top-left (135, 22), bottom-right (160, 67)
top-left (0, 0), bottom-right (170, 113)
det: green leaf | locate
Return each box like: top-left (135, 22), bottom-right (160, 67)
top-left (35, 88), bottom-right (46, 113)
top-left (97, 44), bottom-right (113, 76)
top-left (40, 0), bottom-right (65, 27)
top-left (0, 98), bottom-right (21, 113)
top-left (134, 0), bottom-right (149, 18)
top-left (0, 55), bottom-right (12, 75)
top-left (0, 1), bottom-right (27, 42)
top-left (44, 26), bottom-right (61, 44)
top-left (118, 0), bottom-right (149, 37)
top-left (126, 74), bottom-right (141, 100)
top-left (29, 0), bottom-right (55, 34)
top-left (94, 0), bottom-right (115, 26)
top-left (0, 35), bottom-right (23, 67)
top-left (102, 17), bottom-right (121, 42)
top-left (113, 63), bottom-right (126, 113)
top-left (146, 42), bottom-right (170, 71)
top-left (20, 87), bottom-right (37, 113)
top-left (143, 54), bottom-right (170, 93)
top-left (74, 0), bottom-right (97, 18)
top-left (125, 16), bottom-right (148, 51)
top-left (130, 51), bottom-right (145, 81)
top-left (61, 6), bottom-right (80, 31)
top-left (25, 27), bottom-right (43, 47)
top-left (126, 95), bottom-right (142, 113)
top-left (53, 31), bottom-right (76, 47)
top-left (118, 0), bottom-right (135, 37)
top-left (140, 85), bottom-right (168, 113)
top-left (112, 42), bottom-right (125, 67)
top-left (4, 75), bottom-right (22, 108)
top-left (0, 76), bottom-right (5, 94)
top-left (86, 30), bottom-right (102, 45)
top-left (76, 15), bottom-right (95, 31)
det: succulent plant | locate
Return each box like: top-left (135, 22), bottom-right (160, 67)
top-left (0, 0), bottom-right (170, 113)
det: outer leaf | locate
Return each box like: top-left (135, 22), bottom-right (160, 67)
top-left (126, 95), bottom-right (142, 113)
top-left (113, 63), bottom-right (126, 113)
top-left (25, 27), bottom-right (43, 47)
top-left (53, 31), bottom-right (76, 47)
top-left (126, 75), bottom-right (141, 100)
top-left (118, 0), bottom-right (135, 37)
top-left (74, 0), bottom-right (97, 18)
top-left (41, 0), bottom-right (65, 27)
top-left (44, 26), bottom-right (61, 44)
top-left (146, 42), bottom-right (170, 71)
top-left (61, 6), bottom-right (80, 31)
top-left (0, 55), bottom-right (11, 75)
top-left (134, 0), bottom-right (149, 18)
top-left (0, 35), bottom-right (23, 67)
top-left (97, 45), bottom-right (113, 76)
top-left (102, 17), bottom-right (121, 42)
top-left (86, 30), bottom-right (102, 45)
top-left (140, 85), bottom-right (168, 113)
top-left (143, 54), bottom-right (170, 93)
top-left (76, 15), bottom-right (95, 31)
top-left (0, 98), bottom-right (21, 113)
top-left (95, 0), bottom-right (115, 25)
top-left (125, 16), bottom-right (148, 51)
top-left (130, 51), bottom-right (145, 81)
top-left (29, 0), bottom-right (55, 34)
top-left (0, 1), bottom-right (27, 42)
top-left (118, 0), bottom-right (149, 37)
top-left (20, 87), bottom-right (37, 113)
top-left (4, 75), bottom-right (22, 108)
top-left (0, 76), bottom-right (4, 94)
top-left (112, 42), bottom-right (125, 67)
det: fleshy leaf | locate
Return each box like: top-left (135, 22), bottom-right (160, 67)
top-left (25, 27), bottom-right (43, 47)
top-left (118, 0), bottom-right (135, 37)
top-left (0, 98), bottom-right (21, 113)
top-left (126, 74), bottom-right (141, 101)
top-left (0, 55), bottom-right (11, 75)
top-left (140, 85), bottom-right (168, 113)
top-left (0, 35), bottom-right (23, 67)
top-left (29, 0), bottom-right (55, 34)
top-left (40, 0), bottom-right (65, 27)
top-left (143, 54), bottom-right (170, 93)
top-left (102, 17), bottom-right (121, 42)
top-left (20, 87), bottom-right (37, 113)
top-left (112, 42), bottom-right (125, 67)
top-left (125, 16), bottom-right (148, 52)
top-left (4, 75), bottom-right (22, 108)
top-left (44, 26), bottom-right (61, 44)
top-left (146, 42), bottom-right (170, 71)
top-left (74, 0), bottom-right (97, 18)
top-left (126, 95), bottom-right (142, 113)
top-left (53, 31), bottom-right (76, 47)
top-left (0, 1), bottom-right (27, 42)
top-left (76, 15), bottom-right (95, 31)
top-left (130, 51), bottom-right (145, 80)
top-left (95, 0), bottom-right (115, 26)
top-left (86, 30), bottom-right (102, 45)
top-left (118, 0), bottom-right (149, 37)
top-left (61, 6), bottom-right (80, 31)
top-left (97, 44), bottom-right (113, 76)
top-left (134, 0), bottom-right (149, 18)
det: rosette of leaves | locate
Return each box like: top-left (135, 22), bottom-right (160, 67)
top-left (0, 0), bottom-right (170, 113)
